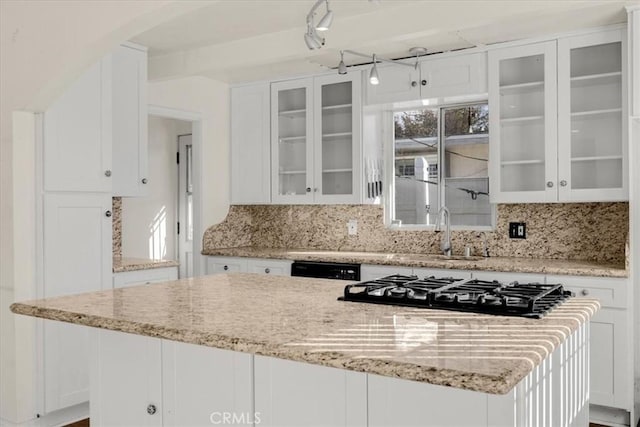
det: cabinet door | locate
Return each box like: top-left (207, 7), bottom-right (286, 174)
top-left (314, 73), bottom-right (362, 203)
top-left (365, 64), bottom-right (421, 104)
top-left (162, 341), bottom-right (254, 426)
top-left (254, 355), bottom-right (367, 427)
top-left (112, 44), bottom-right (148, 197)
top-left (231, 83), bottom-right (271, 204)
top-left (246, 259), bottom-right (292, 276)
top-left (271, 78), bottom-right (314, 204)
top-left (44, 57), bottom-right (112, 192)
top-left (557, 29), bottom-right (627, 202)
top-left (206, 256), bottom-right (248, 274)
top-left (488, 41), bottom-right (557, 203)
top-left (420, 52), bottom-right (487, 99)
top-left (43, 193), bottom-right (112, 412)
top-left (90, 329), bottom-right (163, 427)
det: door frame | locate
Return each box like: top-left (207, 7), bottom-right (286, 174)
top-left (148, 105), bottom-right (204, 277)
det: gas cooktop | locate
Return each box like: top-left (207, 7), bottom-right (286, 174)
top-left (338, 275), bottom-right (573, 319)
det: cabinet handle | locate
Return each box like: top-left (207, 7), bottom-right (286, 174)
top-left (141, 178), bottom-right (148, 184)
top-left (581, 289), bottom-right (589, 296)
top-left (421, 80), bottom-right (427, 86)
top-left (147, 404), bottom-right (157, 415)
top-left (104, 170), bottom-right (111, 177)
top-left (223, 265), bottom-right (229, 271)
top-left (105, 210), bottom-right (112, 218)
top-left (411, 81), bottom-right (417, 87)
top-left (560, 180), bottom-right (567, 187)
top-left (265, 268), bottom-right (270, 274)
top-left (546, 181), bottom-right (554, 188)
top-left (306, 187), bottom-right (311, 193)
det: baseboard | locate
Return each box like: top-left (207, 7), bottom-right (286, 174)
top-left (0, 403), bottom-right (88, 427)
top-left (591, 404), bottom-right (632, 427)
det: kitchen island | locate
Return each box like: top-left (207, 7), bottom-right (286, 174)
top-left (11, 273), bottom-right (599, 427)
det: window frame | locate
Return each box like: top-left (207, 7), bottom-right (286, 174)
top-left (383, 101), bottom-right (496, 231)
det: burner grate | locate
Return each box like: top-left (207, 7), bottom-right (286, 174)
top-left (339, 276), bottom-right (572, 319)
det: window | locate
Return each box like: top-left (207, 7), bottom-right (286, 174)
top-left (388, 102), bottom-right (492, 229)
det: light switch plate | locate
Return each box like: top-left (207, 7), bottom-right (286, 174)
top-left (347, 219), bottom-right (358, 236)
top-left (509, 222), bottom-right (526, 239)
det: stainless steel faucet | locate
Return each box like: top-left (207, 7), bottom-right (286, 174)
top-left (434, 206), bottom-right (452, 256)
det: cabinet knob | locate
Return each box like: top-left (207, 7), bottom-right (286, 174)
top-left (560, 180), bottom-right (567, 187)
top-left (265, 268), bottom-right (270, 274)
top-left (147, 404), bottom-right (157, 415)
top-left (581, 289), bottom-right (589, 296)
top-left (306, 187), bottom-right (311, 193)
top-left (223, 265), bottom-right (229, 271)
top-left (105, 210), bottom-right (112, 218)
top-left (314, 188), bottom-right (318, 193)
top-left (411, 81), bottom-right (418, 87)
top-left (546, 181), bottom-right (554, 188)
top-left (104, 170), bottom-right (111, 177)
top-left (421, 80), bottom-right (427, 86)
top-left (141, 178), bottom-right (148, 184)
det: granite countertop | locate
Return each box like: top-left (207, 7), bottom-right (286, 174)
top-left (201, 247), bottom-right (627, 278)
top-left (11, 273), bottom-right (599, 395)
top-left (113, 257), bottom-right (180, 273)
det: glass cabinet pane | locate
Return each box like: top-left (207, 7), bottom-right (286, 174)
top-left (320, 81), bottom-right (353, 196)
top-left (277, 87), bottom-right (308, 196)
top-left (568, 41), bottom-right (622, 190)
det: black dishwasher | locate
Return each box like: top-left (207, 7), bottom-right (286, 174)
top-left (291, 260), bottom-right (360, 281)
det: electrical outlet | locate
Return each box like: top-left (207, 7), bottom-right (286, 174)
top-left (347, 219), bottom-right (358, 236)
top-left (509, 222), bottom-right (526, 239)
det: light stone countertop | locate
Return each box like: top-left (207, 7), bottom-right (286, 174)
top-left (201, 247), bottom-right (627, 278)
top-left (113, 257), bottom-right (179, 273)
top-left (11, 273), bottom-right (599, 395)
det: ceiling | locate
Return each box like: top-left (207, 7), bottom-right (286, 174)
top-left (131, 0), bottom-right (635, 84)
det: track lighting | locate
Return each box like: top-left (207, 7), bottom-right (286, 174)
top-left (338, 51), bottom-right (347, 75)
top-left (369, 54), bottom-right (379, 85)
top-left (304, 0), bottom-right (332, 50)
top-left (304, 25), bottom-right (323, 50)
top-left (315, 0), bottom-right (333, 31)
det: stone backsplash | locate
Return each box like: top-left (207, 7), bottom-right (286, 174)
top-left (202, 203), bottom-right (628, 264)
top-left (112, 197), bottom-right (122, 257)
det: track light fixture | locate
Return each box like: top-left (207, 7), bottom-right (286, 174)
top-left (337, 48), bottom-right (427, 86)
top-left (304, 0), bottom-right (332, 50)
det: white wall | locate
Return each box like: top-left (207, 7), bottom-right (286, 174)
top-left (147, 77), bottom-right (231, 254)
top-left (122, 117), bottom-right (191, 260)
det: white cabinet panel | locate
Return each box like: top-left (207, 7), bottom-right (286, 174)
top-left (113, 267), bottom-right (178, 289)
top-left (365, 64), bottom-right (421, 105)
top-left (231, 83), bottom-right (271, 204)
top-left (254, 355), bottom-right (367, 427)
top-left (44, 57), bottom-right (112, 192)
top-left (206, 256), bottom-right (248, 274)
top-left (246, 258), bottom-right (292, 276)
top-left (43, 193), bottom-right (112, 413)
top-left (162, 341), bottom-right (254, 427)
top-left (421, 52), bottom-right (487, 99)
top-left (472, 270), bottom-right (544, 284)
top-left (413, 267), bottom-right (471, 280)
top-left (360, 264), bottom-right (413, 281)
top-left (90, 329), bottom-right (163, 427)
top-left (112, 44), bottom-right (148, 197)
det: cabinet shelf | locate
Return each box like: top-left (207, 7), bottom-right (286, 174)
top-left (322, 103), bottom-right (352, 111)
top-left (499, 81), bottom-right (544, 92)
top-left (322, 168), bottom-right (353, 173)
top-left (571, 155), bottom-right (623, 163)
top-left (570, 71), bottom-right (621, 82)
top-left (279, 136), bottom-right (306, 142)
top-left (500, 159), bottom-right (545, 166)
top-left (501, 115), bottom-right (544, 124)
top-left (322, 132), bottom-right (353, 138)
top-left (570, 108), bottom-right (622, 117)
top-left (279, 109), bottom-right (306, 117)
top-left (279, 170), bottom-right (306, 175)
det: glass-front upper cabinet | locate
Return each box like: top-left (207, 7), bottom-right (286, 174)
top-left (271, 79), bottom-right (314, 203)
top-left (271, 74), bottom-right (361, 204)
top-left (557, 29), bottom-right (627, 201)
top-left (488, 41), bottom-right (557, 203)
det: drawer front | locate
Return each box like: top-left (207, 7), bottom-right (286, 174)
top-left (206, 257), bottom-right (248, 274)
top-left (113, 267), bottom-right (178, 288)
top-left (247, 259), bottom-right (292, 276)
top-left (361, 264), bottom-right (413, 281)
top-left (546, 275), bottom-right (627, 309)
top-left (471, 270), bottom-right (545, 284)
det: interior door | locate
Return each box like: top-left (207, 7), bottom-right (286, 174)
top-left (178, 134), bottom-right (194, 278)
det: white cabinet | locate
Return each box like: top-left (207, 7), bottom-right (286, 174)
top-left (246, 258), bottom-right (292, 276)
top-left (488, 41), bottom-right (557, 203)
top-left (231, 83), bottom-right (271, 204)
top-left (366, 52), bottom-right (486, 105)
top-left (112, 43), bottom-right (148, 197)
top-left (557, 29), bottom-right (627, 202)
top-left (44, 57), bottom-right (112, 192)
top-left (489, 30), bottom-right (627, 203)
top-left (360, 264), bottom-right (413, 281)
top-left (43, 193), bottom-right (112, 413)
top-left (206, 256), bottom-right (248, 274)
top-left (254, 355), bottom-right (367, 427)
top-left (271, 73), bottom-right (362, 204)
top-left (113, 267), bottom-right (178, 288)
